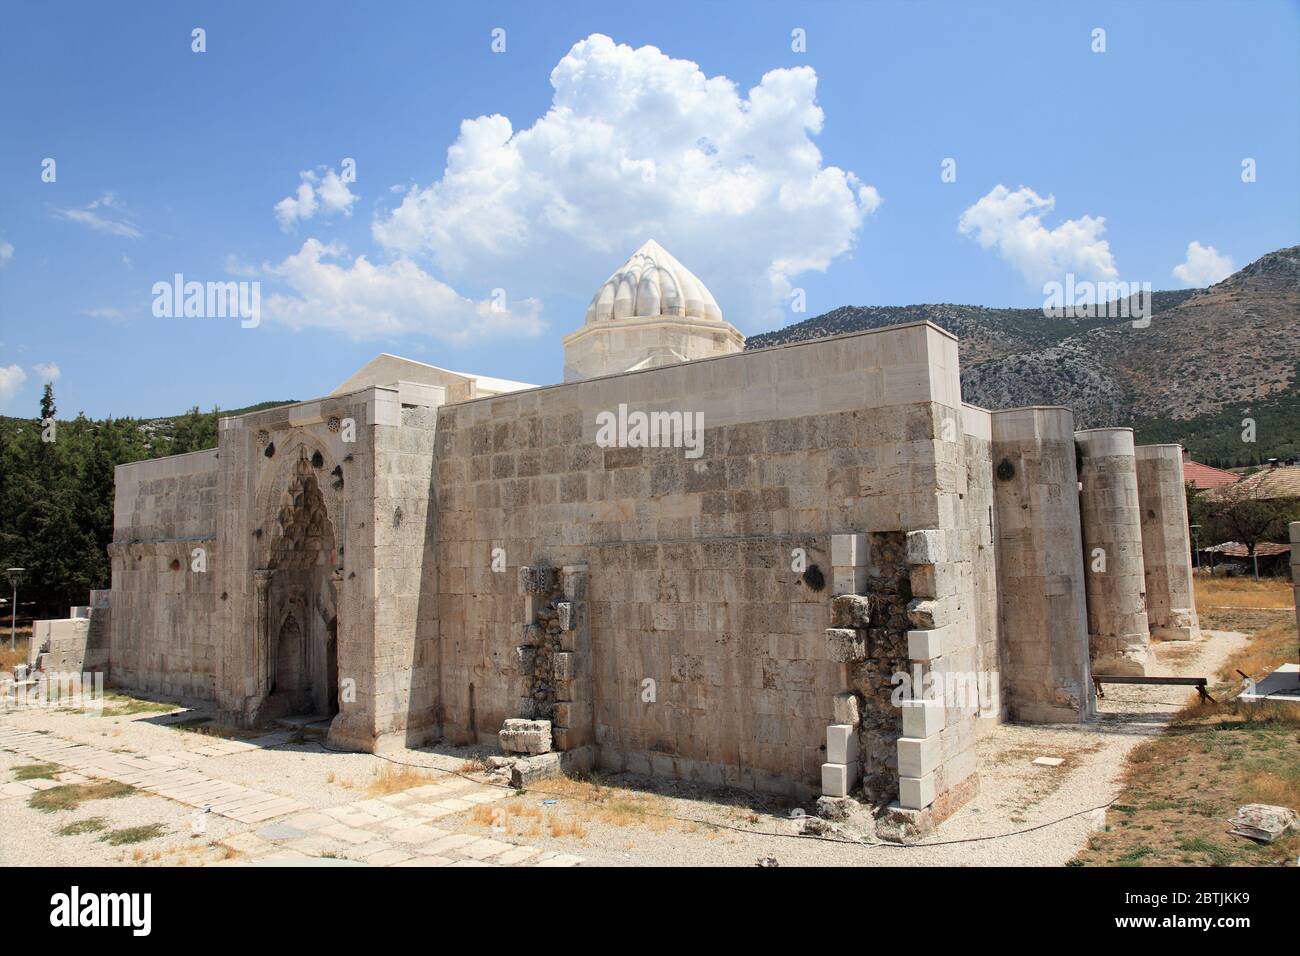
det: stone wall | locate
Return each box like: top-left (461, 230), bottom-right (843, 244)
top-left (431, 322), bottom-right (968, 802)
top-left (108, 448), bottom-right (221, 701)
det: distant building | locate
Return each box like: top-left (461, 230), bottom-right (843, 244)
top-left (1180, 448), bottom-right (1240, 491)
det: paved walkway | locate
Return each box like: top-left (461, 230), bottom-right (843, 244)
top-left (0, 725), bottom-right (583, 867)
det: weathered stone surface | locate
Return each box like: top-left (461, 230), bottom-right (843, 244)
top-left (509, 752), bottom-right (563, 788)
top-left (905, 529), bottom-right (945, 565)
top-left (499, 718), bottom-right (552, 755)
top-left (830, 594), bottom-right (872, 629)
top-left (825, 628), bottom-right (866, 663)
top-left (831, 691), bottom-right (860, 727)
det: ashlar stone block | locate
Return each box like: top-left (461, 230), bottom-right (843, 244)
top-left (825, 627), bottom-right (867, 663)
top-left (831, 594), bottom-right (872, 629)
top-left (500, 718), bottom-right (552, 755)
top-left (826, 724), bottom-right (859, 765)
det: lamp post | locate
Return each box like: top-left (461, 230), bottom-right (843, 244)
top-left (1189, 524), bottom-right (1201, 573)
top-left (6, 568), bottom-right (25, 652)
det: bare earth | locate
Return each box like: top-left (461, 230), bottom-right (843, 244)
top-left (0, 629), bottom-right (1245, 868)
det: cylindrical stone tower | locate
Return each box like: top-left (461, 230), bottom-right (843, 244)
top-left (990, 407), bottom-right (1093, 720)
top-left (1075, 428), bottom-right (1150, 676)
top-left (1134, 444), bottom-right (1200, 640)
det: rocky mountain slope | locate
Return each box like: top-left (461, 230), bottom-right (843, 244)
top-left (747, 247), bottom-right (1300, 459)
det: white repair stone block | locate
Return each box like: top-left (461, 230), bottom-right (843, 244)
top-left (832, 565), bottom-right (866, 597)
top-left (826, 724), bottom-right (859, 765)
top-left (907, 625), bottom-right (947, 661)
top-left (899, 773), bottom-right (936, 810)
top-left (901, 699), bottom-right (946, 739)
top-left (821, 762), bottom-right (857, 798)
top-left (830, 533), bottom-right (867, 568)
top-left (897, 735), bottom-right (941, 779)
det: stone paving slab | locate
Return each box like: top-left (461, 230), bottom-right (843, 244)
top-left (1, 725), bottom-right (583, 867)
top-left (0, 726), bottom-right (305, 822)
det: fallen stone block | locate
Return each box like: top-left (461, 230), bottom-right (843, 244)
top-left (825, 628), bottom-right (866, 663)
top-left (499, 718), bottom-right (552, 755)
top-left (1228, 804), bottom-right (1298, 843)
top-left (509, 752), bottom-right (563, 788)
top-left (830, 594), bottom-right (872, 628)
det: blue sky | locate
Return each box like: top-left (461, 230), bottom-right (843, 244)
top-left (1, 0), bottom-right (1297, 418)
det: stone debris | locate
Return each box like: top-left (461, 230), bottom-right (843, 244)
top-left (1032, 757), bottom-right (1064, 767)
top-left (499, 719), bottom-right (552, 755)
top-left (1227, 804), bottom-right (1298, 843)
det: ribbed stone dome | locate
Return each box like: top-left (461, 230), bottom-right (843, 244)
top-left (585, 239), bottom-right (723, 324)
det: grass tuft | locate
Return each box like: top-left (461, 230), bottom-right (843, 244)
top-left (29, 781), bottom-right (135, 813)
top-left (100, 823), bottom-right (166, 846)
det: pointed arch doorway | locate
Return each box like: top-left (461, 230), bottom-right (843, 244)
top-left (260, 447), bottom-right (341, 721)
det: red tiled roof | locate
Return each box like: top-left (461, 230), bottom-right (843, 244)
top-left (1183, 459), bottom-right (1241, 490)
top-left (1200, 542), bottom-right (1292, 558)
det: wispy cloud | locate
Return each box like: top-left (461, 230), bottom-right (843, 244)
top-left (275, 165), bottom-right (358, 231)
top-left (0, 239), bottom-right (13, 265)
top-left (53, 192), bottom-right (142, 239)
top-left (32, 362), bottom-right (61, 382)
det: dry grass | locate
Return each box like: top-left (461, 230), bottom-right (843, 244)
top-left (29, 781), bottom-right (135, 813)
top-left (364, 764), bottom-right (440, 796)
top-left (1072, 585), bottom-right (1300, 867)
top-left (0, 629), bottom-right (31, 671)
top-left (13, 763), bottom-right (60, 781)
top-left (100, 823), bottom-right (166, 846)
top-left (1194, 575), bottom-right (1291, 610)
top-left (466, 797), bottom-right (589, 840)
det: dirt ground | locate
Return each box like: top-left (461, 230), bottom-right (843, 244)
top-left (1, 614), bottom-right (1257, 867)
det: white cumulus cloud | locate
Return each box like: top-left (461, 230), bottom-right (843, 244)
top-left (372, 34), bottom-right (878, 327)
top-left (0, 364), bottom-right (27, 402)
top-left (275, 166), bottom-right (358, 230)
top-left (958, 184), bottom-right (1117, 287)
top-left (1172, 241), bottom-right (1233, 287)
top-left (32, 363), bottom-right (61, 382)
top-left (262, 238), bottom-right (545, 343)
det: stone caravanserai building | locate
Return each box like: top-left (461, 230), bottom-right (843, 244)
top-left (38, 240), bottom-right (1201, 834)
